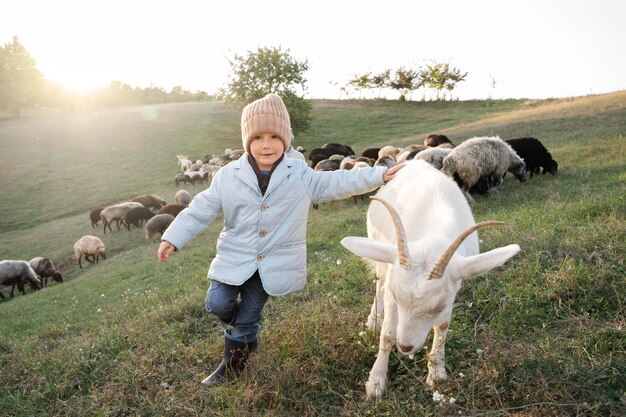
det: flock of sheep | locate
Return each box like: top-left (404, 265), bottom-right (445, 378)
top-left (0, 134), bottom-right (557, 302)
top-left (308, 134), bottom-right (558, 201)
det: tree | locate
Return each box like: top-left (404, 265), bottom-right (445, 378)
top-left (419, 62), bottom-right (467, 100)
top-left (371, 69), bottom-right (391, 98)
top-left (0, 36), bottom-right (44, 117)
top-left (218, 46), bottom-right (312, 134)
top-left (347, 72), bottom-right (372, 98)
top-left (388, 67), bottom-right (421, 101)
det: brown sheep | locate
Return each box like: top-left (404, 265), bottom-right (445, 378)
top-left (158, 204), bottom-right (187, 217)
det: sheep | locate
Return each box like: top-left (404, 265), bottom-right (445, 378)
top-left (441, 136), bottom-right (527, 195)
top-left (322, 143), bottom-right (354, 156)
top-left (340, 160), bottom-right (520, 398)
top-left (374, 155), bottom-right (396, 169)
top-left (424, 133), bottom-right (453, 147)
top-left (314, 159), bottom-right (341, 171)
top-left (90, 208), bottom-right (103, 228)
top-left (378, 145), bottom-right (402, 160)
top-left (0, 260), bottom-right (42, 299)
top-left (505, 137), bottom-right (558, 177)
top-left (177, 154), bottom-right (193, 171)
top-left (413, 147), bottom-right (452, 170)
top-left (175, 173), bottom-right (193, 186)
top-left (131, 194), bottom-right (167, 210)
top-left (73, 235), bottom-right (106, 269)
top-left (175, 189), bottom-right (192, 206)
top-left (28, 257), bottom-right (63, 287)
top-left (362, 148), bottom-right (382, 160)
top-left (158, 203), bottom-right (187, 217)
top-left (125, 206), bottom-right (156, 230)
top-left (145, 214), bottom-right (175, 241)
top-left (100, 202), bottom-right (144, 233)
top-left (396, 145), bottom-right (427, 163)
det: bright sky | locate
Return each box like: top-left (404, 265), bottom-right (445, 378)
top-left (2, 0), bottom-right (625, 100)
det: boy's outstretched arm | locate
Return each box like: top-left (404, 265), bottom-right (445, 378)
top-left (383, 163), bottom-right (406, 183)
top-left (157, 240), bottom-right (177, 263)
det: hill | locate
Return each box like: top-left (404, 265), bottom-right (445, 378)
top-left (0, 92), bottom-right (624, 416)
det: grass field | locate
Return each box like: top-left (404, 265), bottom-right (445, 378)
top-left (0, 92), bottom-right (624, 416)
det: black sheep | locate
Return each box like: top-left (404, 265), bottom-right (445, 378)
top-left (505, 137), bottom-right (558, 177)
top-left (361, 147), bottom-right (381, 160)
top-left (424, 134), bottom-right (453, 147)
top-left (126, 206), bottom-right (156, 230)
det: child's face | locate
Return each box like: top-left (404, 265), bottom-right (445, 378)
top-left (249, 132), bottom-right (285, 170)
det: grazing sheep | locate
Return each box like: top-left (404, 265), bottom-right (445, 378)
top-left (308, 147), bottom-right (331, 162)
top-left (341, 160), bottom-right (520, 398)
top-left (378, 145), bottom-right (402, 160)
top-left (175, 189), bottom-right (192, 206)
top-left (396, 145), bottom-right (427, 163)
top-left (73, 235), bottom-right (107, 269)
top-left (322, 143), bottom-right (354, 156)
top-left (177, 155), bottom-right (193, 171)
top-left (413, 147), bottom-right (452, 170)
top-left (158, 203), bottom-right (187, 217)
top-left (100, 202), bottom-right (144, 233)
top-left (125, 206), bottom-right (156, 230)
top-left (441, 136), bottom-right (527, 195)
top-left (0, 260), bottom-right (42, 298)
top-left (131, 194), bottom-right (167, 210)
top-left (505, 137), bottom-right (558, 177)
top-left (28, 257), bottom-right (63, 287)
top-left (145, 214), bottom-right (175, 241)
top-left (314, 159), bottom-right (341, 171)
top-left (175, 173), bottom-right (193, 186)
top-left (424, 133), bottom-right (453, 147)
top-left (362, 148), bottom-right (382, 160)
top-left (374, 155), bottom-right (396, 169)
top-left (90, 208), bottom-right (103, 228)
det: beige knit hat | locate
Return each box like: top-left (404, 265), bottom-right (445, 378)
top-left (241, 93), bottom-right (291, 153)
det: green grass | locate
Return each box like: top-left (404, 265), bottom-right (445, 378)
top-left (1, 92), bottom-right (625, 416)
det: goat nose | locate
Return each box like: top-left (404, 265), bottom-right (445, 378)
top-left (398, 343), bottom-right (414, 353)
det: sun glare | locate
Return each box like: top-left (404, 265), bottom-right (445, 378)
top-left (55, 73), bottom-right (106, 93)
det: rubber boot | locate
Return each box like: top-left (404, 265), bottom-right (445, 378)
top-left (201, 337), bottom-right (257, 386)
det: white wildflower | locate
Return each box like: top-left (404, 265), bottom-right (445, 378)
top-left (97, 308), bottom-right (101, 312)
top-left (408, 354), bottom-right (414, 360)
top-left (358, 331), bottom-right (366, 337)
top-left (449, 397), bottom-right (457, 404)
top-left (100, 293), bottom-right (105, 297)
top-left (336, 259), bottom-right (342, 265)
top-left (432, 390), bottom-right (445, 402)
top-left (458, 372), bottom-right (465, 378)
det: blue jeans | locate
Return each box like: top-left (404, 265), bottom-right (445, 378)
top-left (205, 270), bottom-right (269, 344)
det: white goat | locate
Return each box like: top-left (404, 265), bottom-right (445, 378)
top-left (341, 160), bottom-right (520, 399)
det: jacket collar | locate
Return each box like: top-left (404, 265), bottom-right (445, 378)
top-left (233, 153), bottom-right (295, 198)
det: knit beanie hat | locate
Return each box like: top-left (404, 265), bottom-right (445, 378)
top-left (241, 93), bottom-right (291, 153)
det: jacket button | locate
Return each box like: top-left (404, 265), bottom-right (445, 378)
top-left (260, 204), bottom-right (268, 211)
top-left (257, 254), bottom-right (264, 261)
top-left (259, 231), bottom-right (267, 238)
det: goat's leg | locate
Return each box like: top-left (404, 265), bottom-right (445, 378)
top-left (426, 320), bottom-right (450, 386)
top-left (366, 279), bottom-right (384, 332)
top-left (365, 293), bottom-right (398, 399)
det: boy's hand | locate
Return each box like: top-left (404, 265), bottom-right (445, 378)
top-left (157, 241), bottom-right (177, 262)
top-left (383, 163), bottom-right (406, 183)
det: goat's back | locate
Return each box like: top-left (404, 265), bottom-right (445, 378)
top-left (367, 160), bottom-right (477, 249)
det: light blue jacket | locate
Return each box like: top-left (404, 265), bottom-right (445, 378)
top-left (162, 154), bottom-right (387, 296)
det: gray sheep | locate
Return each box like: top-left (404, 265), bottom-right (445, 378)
top-left (413, 147), bottom-right (452, 170)
top-left (73, 235), bottom-right (107, 269)
top-left (175, 189), bottom-right (192, 206)
top-left (0, 260), bottom-right (42, 299)
top-left (441, 136), bottom-right (527, 194)
top-left (28, 257), bottom-right (63, 287)
top-left (145, 214), bottom-right (175, 241)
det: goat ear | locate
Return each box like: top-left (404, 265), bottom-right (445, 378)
top-left (340, 237), bottom-right (397, 264)
top-left (455, 244), bottom-right (521, 280)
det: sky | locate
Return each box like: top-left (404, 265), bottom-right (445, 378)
top-left (2, 0), bottom-right (625, 100)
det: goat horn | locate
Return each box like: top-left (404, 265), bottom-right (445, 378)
top-left (428, 221), bottom-right (505, 280)
top-left (370, 196), bottom-right (411, 270)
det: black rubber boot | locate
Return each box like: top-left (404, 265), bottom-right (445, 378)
top-left (201, 337), bottom-right (257, 386)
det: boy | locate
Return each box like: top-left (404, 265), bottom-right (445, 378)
top-left (158, 93), bottom-right (403, 385)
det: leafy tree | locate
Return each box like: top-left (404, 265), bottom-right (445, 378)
top-left (347, 72), bottom-right (372, 97)
top-left (419, 61), bottom-right (467, 100)
top-left (371, 69), bottom-right (391, 97)
top-left (218, 46), bottom-right (312, 134)
top-left (0, 36), bottom-right (43, 117)
top-left (388, 67), bottom-right (421, 101)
